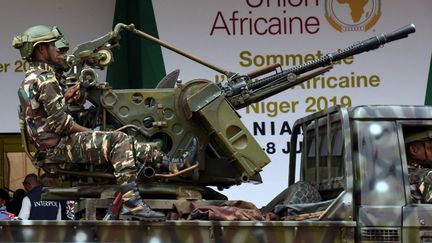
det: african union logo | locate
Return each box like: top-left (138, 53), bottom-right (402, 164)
top-left (325, 0), bottom-right (381, 32)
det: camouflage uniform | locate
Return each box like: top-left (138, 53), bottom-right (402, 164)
top-left (17, 61), bottom-right (164, 184)
top-left (408, 164), bottom-right (432, 203)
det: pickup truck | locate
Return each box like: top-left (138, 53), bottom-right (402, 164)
top-left (2, 104), bottom-right (431, 243)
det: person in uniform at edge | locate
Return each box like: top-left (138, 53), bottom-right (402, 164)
top-left (405, 129), bottom-right (432, 203)
top-left (19, 173), bottom-right (61, 220)
top-left (13, 25), bottom-right (199, 220)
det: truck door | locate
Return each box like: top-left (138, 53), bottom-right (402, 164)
top-left (355, 121), bottom-right (405, 242)
top-left (400, 123), bottom-right (432, 243)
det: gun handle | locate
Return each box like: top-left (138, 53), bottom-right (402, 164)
top-left (247, 63), bottom-right (281, 79)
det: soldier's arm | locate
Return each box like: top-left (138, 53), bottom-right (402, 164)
top-left (64, 83), bottom-right (81, 104)
top-left (421, 170), bottom-right (432, 203)
top-left (38, 73), bottom-right (84, 134)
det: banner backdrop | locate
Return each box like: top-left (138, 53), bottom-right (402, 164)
top-left (0, 0), bottom-right (431, 208)
top-left (152, 0), bottom-right (432, 207)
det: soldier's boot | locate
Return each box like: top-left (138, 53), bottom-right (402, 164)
top-left (118, 182), bottom-right (165, 221)
top-left (160, 137), bottom-right (199, 173)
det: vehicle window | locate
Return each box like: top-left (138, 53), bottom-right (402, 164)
top-left (305, 120), bottom-right (344, 190)
top-left (402, 125), bottom-right (432, 204)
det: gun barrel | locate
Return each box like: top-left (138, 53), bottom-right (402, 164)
top-left (329, 23), bottom-right (415, 61)
top-left (247, 24), bottom-right (416, 91)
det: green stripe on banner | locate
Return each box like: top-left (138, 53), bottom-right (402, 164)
top-left (425, 53), bottom-right (432, 105)
top-left (107, 0), bottom-right (166, 89)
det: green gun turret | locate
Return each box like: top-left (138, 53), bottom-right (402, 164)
top-left (42, 23), bottom-right (415, 200)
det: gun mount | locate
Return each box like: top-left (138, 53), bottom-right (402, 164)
top-left (38, 23), bottom-right (415, 201)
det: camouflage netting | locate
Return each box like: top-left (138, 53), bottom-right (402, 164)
top-left (167, 182), bottom-right (326, 221)
top-left (168, 200), bottom-right (278, 221)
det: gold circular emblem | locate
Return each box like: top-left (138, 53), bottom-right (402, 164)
top-left (325, 0), bottom-right (381, 32)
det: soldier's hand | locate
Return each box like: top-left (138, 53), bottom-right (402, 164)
top-left (64, 83), bottom-right (81, 104)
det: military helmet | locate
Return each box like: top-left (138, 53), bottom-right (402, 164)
top-left (405, 130), bottom-right (432, 144)
top-left (12, 25), bottom-right (66, 59)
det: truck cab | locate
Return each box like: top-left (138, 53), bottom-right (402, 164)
top-left (286, 105), bottom-right (432, 243)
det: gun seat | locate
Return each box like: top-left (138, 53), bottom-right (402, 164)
top-left (17, 105), bottom-right (115, 182)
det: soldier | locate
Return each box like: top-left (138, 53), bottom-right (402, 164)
top-left (405, 129), bottom-right (432, 203)
top-left (13, 25), bottom-right (198, 220)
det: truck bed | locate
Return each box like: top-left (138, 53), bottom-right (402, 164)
top-left (0, 220), bottom-right (356, 242)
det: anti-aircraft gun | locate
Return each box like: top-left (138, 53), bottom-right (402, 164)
top-left (40, 23), bottom-right (415, 203)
